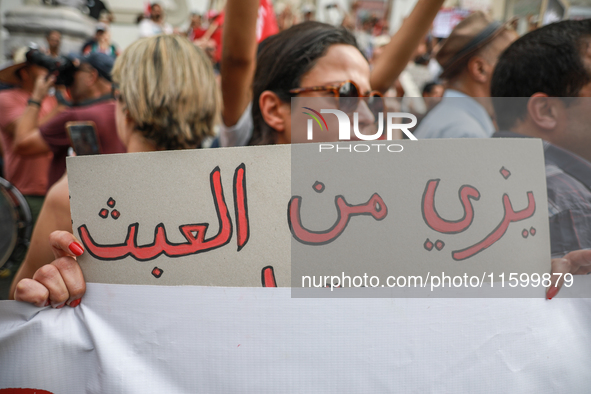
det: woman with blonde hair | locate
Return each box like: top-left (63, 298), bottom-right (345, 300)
top-left (112, 34), bottom-right (218, 151)
top-left (11, 34), bottom-right (219, 305)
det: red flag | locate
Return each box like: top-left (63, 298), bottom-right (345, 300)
top-left (210, 11), bottom-right (225, 63)
top-left (144, 1), bottom-right (151, 18)
top-left (256, 0), bottom-right (279, 42)
top-left (211, 0), bottom-right (278, 64)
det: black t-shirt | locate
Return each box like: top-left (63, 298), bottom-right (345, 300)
top-left (87, 0), bottom-right (109, 20)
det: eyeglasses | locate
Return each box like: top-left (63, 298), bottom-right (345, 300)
top-left (289, 80), bottom-right (384, 116)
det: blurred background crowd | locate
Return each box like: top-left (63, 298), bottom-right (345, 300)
top-left (2, 0), bottom-right (591, 66)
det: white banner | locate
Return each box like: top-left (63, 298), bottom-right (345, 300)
top-left (1, 282), bottom-right (591, 393)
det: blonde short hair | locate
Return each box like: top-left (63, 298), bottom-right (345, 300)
top-left (112, 34), bottom-right (219, 150)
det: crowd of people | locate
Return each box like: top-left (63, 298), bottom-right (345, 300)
top-left (1, 0), bottom-right (591, 305)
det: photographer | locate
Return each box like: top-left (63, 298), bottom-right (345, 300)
top-left (12, 51), bottom-right (125, 189)
top-left (0, 48), bottom-right (59, 224)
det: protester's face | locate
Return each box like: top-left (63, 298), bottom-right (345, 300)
top-left (98, 31), bottom-right (110, 45)
top-left (151, 5), bottom-right (163, 20)
top-left (18, 64), bottom-right (48, 89)
top-left (69, 63), bottom-right (95, 103)
top-left (555, 44), bottom-right (591, 162)
top-left (47, 32), bottom-right (61, 52)
top-left (28, 65), bottom-right (49, 81)
top-left (283, 44), bottom-right (374, 143)
top-left (424, 85), bottom-right (444, 98)
top-left (413, 41), bottom-right (427, 60)
top-left (553, 97), bottom-right (591, 163)
top-left (576, 40), bottom-right (591, 98)
top-left (423, 84), bottom-right (444, 111)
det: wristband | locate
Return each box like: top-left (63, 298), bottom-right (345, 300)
top-left (27, 99), bottom-right (42, 107)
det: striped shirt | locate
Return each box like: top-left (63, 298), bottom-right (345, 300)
top-left (495, 131), bottom-right (591, 258)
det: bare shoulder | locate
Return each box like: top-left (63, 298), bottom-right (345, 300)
top-left (46, 175), bottom-right (71, 222)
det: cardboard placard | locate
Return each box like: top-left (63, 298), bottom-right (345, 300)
top-left (68, 139), bottom-right (550, 295)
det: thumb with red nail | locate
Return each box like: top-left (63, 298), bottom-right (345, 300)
top-left (547, 249), bottom-right (591, 299)
top-left (13, 231), bottom-right (86, 308)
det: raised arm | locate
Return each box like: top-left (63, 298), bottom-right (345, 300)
top-left (370, 0), bottom-right (445, 94)
top-left (13, 74), bottom-right (56, 155)
top-left (221, 0), bottom-right (259, 127)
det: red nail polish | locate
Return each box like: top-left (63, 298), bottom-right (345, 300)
top-left (55, 302), bottom-right (66, 309)
top-left (546, 286), bottom-right (559, 300)
top-left (44, 299), bottom-right (50, 307)
top-left (69, 299), bottom-right (81, 308)
top-left (69, 242), bottom-right (84, 256)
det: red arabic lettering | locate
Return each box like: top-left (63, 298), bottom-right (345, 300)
top-left (233, 163), bottom-right (250, 251)
top-left (261, 266), bottom-right (277, 287)
top-left (452, 191), bottom-right (536, 261)
top-left (288, 189), bottom-right (387, 245)
top-left (422, 179), bottom-right (480, 234)
top-left (78, 166), bottom-right (233, 261)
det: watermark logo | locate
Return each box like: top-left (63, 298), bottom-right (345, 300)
top-left (303, 108), bottom-right (418, 141)
top-left (302, 107), bottom-right (328, 139)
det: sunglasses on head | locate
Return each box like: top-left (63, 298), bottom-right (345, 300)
top-left (289, 80), bottom-right (384, 116)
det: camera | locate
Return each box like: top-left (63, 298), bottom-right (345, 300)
top-left (25, 48), bottom-right (77, 86)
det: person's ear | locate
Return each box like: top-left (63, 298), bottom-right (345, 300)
top-left (467, 56), bottom-right (488, 84)
top-left (259, 91), bottom-right (289, 133)
top-left (18, 67), bottom-right (30, 83)
top-left (121, 103), bottom-right (135, 129)
top-left (527, 93), bottom-right (559, 131)
top-left (125, 108), bottom-right (133, 123)
top-left (118, 104), bottom-right (136, 146)
top-left (89, 69), bottom-right (99, 85)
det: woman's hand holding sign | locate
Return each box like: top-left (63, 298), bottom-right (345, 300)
top-left (14, 231), bottom-right (86, 308)
top-left (548, 249), bottom-right (591, 299)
